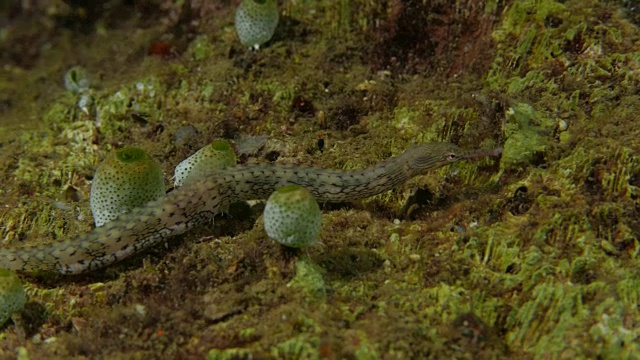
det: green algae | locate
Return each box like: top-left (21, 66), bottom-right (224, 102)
top-left (270, 334), bottom-right (321, 359)
top-left (189, 35), bottom-right (217, 62)
top-left (1, 0), bottom-right (640, 358)
top-left (286, 258), bottom-right (326, 301)
top-left (63, 66), bottom-right (91, 95)
top-left (95, 76), bottom-right (166, 138)
top-left (207, 348), bottom-right (253, 360)
top-left (500, 102), bottom-right (555, 171)
top-left (0, 269), bottom-right (26, 327)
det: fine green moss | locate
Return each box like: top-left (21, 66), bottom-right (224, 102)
top-left (1, 0), bottom-right (640, 358)
top-left (500, 102), bottom-right (555, 171)
top-left (286, 258), bottom-right (327, 301)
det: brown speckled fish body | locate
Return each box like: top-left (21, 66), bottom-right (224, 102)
top-left (0, 143), bottom-right (501, 274)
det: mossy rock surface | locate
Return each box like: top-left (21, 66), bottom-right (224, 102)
top-left (0, 0), bottom-right (639, 358)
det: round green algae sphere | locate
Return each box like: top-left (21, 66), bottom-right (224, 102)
top-left (90, 147), bottom-right (165, 227)
top-left (263, 185), bottom-right (322, 248)
top-left (63, 66), bottom-right (91, 94)
top-left (174, 140), bottom-right (237, 187)
top-left (0, 269), bottom-right (26, 326)
top-left (235, 0), bottom-right (279, 49)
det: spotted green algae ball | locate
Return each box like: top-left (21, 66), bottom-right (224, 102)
top-left (64, 66), bottom-right (91, 94)
top-left (0, 269), bottom-right (25, 326)
top-left (235, 0), bottom-right (279, 50)
top-left (90, 147), bottom-right (165, 227)
top-left (174, 140), bottom-right (237, 187)
top-left (263, 185), bottom-right (322, 248)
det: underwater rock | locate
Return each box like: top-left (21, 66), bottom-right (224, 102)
top-left (172, 125), bottom-right (201, 147)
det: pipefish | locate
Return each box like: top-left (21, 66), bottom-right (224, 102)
top-left (0, 143), bottom-right (501, 274)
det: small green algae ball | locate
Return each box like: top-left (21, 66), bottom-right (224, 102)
top-left (90, 147), bottom-right (165, 227)
top-left (235, 0), bottom-right (279, 50)
top-left (0, 269), bottom-right (26, 326)
top-left (263, 185), bottom-right (322, 248)
top-left (174, 140), bottom-right (237, 187)
top-left (64, 66), bottom-right (91, 94)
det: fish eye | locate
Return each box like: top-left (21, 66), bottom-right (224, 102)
top-left (445, 153), bottom-right (457, 161)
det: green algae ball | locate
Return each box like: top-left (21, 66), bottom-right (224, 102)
top-left (0, 269), bottom-right (26, 326)
top-left (90, 147), bottom-right (165, 227)
top-left (235, 0), bottom-right (279, 50)
top-left (263, 185), bottom-right (322, 248)
top-left (64, 66), bottom-right (91, 94)
top-left (174, 140), bottom-right (237, 187)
